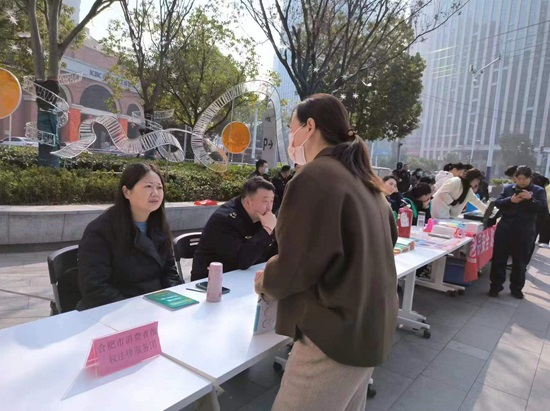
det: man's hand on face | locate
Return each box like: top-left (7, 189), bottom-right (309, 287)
top-left (259, 211), bottom-right (277, 232)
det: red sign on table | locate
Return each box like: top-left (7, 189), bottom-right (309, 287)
top-left (465, 226), bottom-right (496, 282)
top-left (85, 321), bottom-right (162, 377)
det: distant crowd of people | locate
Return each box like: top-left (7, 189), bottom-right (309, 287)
top-left (385, 160), bottom-right (549, 300)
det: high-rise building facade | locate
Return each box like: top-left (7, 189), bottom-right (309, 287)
top-left (272, 52), bottom-right (300, 121)
top-left (64, 0), bottom-right (81, 23)
top-left (406, 0), bottom-right (550, 176)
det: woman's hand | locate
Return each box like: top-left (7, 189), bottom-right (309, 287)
top-left (254, 270), bottom-right (275, 302)
top-left (254, 270), bottom-right (264, 295)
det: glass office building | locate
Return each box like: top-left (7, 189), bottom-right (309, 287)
top-left (406, 0), bottom-right (550, 175)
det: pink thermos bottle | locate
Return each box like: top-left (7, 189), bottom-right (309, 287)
top-left (206, 262), bottom-right (223, 302)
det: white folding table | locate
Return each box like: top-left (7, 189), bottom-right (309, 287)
top-left (0, 311), bottom-right (213, 411)
top-left (81, 264), bottom-right (291, 386)
top-left (410, 231), bottom-right (472, 295)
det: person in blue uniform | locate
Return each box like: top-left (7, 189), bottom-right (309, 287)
top-left (191, 177), bottom-right (278, 281)
top-left (489, 166), bottom-right (548, 299)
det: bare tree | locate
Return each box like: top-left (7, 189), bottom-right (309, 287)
top-left (117, 0), bottom-right (194, 119)
top-left (239, 0), bottom-right (469, 98)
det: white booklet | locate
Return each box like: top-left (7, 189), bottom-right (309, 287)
top-left (253, 296), bottom-right (277, 335)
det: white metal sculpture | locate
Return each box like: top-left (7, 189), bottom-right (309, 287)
top-left (191, 80), bottom-right (287, 172)
top-left (51, 115), bottom-right (186, 162)
top-left (22, 73), bottom-right (82, 146)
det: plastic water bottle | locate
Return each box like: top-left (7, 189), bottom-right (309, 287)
top-left (206, 262), bottom-right (223, 302)
top-left (417, 211), bottom-right (426, 228)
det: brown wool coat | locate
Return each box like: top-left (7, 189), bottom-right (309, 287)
top-left (261, 147), bottom-right (399, 367)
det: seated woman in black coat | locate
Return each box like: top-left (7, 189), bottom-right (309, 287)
top-left (403, 182), bottom-right (432, 225)
top-left (76, 163), bottom-right (181, 310)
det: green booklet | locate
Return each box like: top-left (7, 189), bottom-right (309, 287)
top-left (144, 290), bottom-right (199, 310)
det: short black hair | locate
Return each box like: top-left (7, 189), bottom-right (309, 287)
top-left (443, 163), bottom-right (453, 172)
top-left (410, 183), bottom-right (433, 199)
top-left (281, 165), bottom-right (291, 172)
top-left (242, 177), bottom-right (275, 199)
top-left (453, 162), bottom-right (466, 171)
top-left (383, 175), bottom-right (397, 182)
top-left (419, 176), bottom-right (435, 185)
top-left (255, 159), bottom-right (267, 170)
top-left (539, 176), bottom-right (550, 187)
top-left (514, 165), bottom-right (533, 179)
top-left (505, 165), bottom-right (518, 177)
top-left (463, 164), bottom-right (474, 170)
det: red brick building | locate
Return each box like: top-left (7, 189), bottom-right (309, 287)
top-left (0, 35), bottom-right (143, 146)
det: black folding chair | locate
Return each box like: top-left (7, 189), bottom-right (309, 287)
top-left (47, 245), bottom-right (80, 315)
top-left (173, 232), bottom-right (202, 283)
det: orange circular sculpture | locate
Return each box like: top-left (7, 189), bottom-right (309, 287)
top-left (0, 68), bottom-right (22, 119)
top-left (222, 121), bottom-right (251, 154)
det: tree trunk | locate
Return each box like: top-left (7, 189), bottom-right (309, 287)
top-left (26, 0), bottom-right (45, 79)
top-left (142, 107), bottom-right (157, 159)
top-left (35, 79), bottom-right (61, 168)
top-left (47, 0), bottom-right (62, 81)
top-left (35, 0), bottom-right (62, 167)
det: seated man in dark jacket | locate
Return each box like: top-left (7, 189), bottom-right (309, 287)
top-left (191, 177), bottom-right (278, 281)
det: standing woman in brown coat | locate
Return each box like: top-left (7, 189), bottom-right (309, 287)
top-left (255, 94), bottom-right (399, 411)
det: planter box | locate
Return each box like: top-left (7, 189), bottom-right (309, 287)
top-left (0, 203), bottom-right (221, 246)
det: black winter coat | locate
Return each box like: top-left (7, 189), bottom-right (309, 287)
top-left (76, 210), bottom-right (181, 310)
top-left (191, 197), bottom-right (278, 281)
top-left (494, 183), bottom-right (548, 227)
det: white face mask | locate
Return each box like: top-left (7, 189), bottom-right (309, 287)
top-left (264, 167), bottom-right (269, 174)
top-left (287, 124), bottom-right (310, 165)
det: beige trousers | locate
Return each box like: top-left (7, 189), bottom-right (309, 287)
top-left (272, 336), bottom-right (374, 411)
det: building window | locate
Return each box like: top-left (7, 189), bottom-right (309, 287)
top-left (80, 85), bottom-right (115, 112)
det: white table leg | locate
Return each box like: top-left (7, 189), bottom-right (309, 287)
top-left (415, 256), bottom-right (466, 295)
top-left (397, 271), bottom-right (430, 337)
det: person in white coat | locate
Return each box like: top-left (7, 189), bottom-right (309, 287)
top-left (431, 169), bottom-right (487, 219)
top-left (434, 163), bottom-right (466, 192)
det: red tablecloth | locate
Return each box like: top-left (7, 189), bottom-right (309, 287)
top-left (464, 226), bottom-right (496, 282)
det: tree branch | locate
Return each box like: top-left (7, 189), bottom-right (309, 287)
top-left (58, 0), bottom-right (120, 55)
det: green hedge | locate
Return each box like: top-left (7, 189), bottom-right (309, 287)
top-left (0, 147), bottom-right (256, 205)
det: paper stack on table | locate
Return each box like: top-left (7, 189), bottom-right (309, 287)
top-left (432, 218), bottom-right (484, 236)
top-left (394, 238), bottom-right (416, 255)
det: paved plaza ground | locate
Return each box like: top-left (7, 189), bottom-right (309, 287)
top-left (1, 247), bottom-right (549, 410)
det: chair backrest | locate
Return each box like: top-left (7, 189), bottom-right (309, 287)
top-left (173, 232), bottom-right (202, 282)
top-left (47, 245), bottom-right (80, 314)
top-left (173, 232), bottom-right (202, 260)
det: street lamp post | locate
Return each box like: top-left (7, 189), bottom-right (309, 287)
top-left (470, 54), bottom-right (502, 180)
top-left (397, 141), bottom-right (404, 163)
top-left (469, 139), bottom-right (481, 164)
